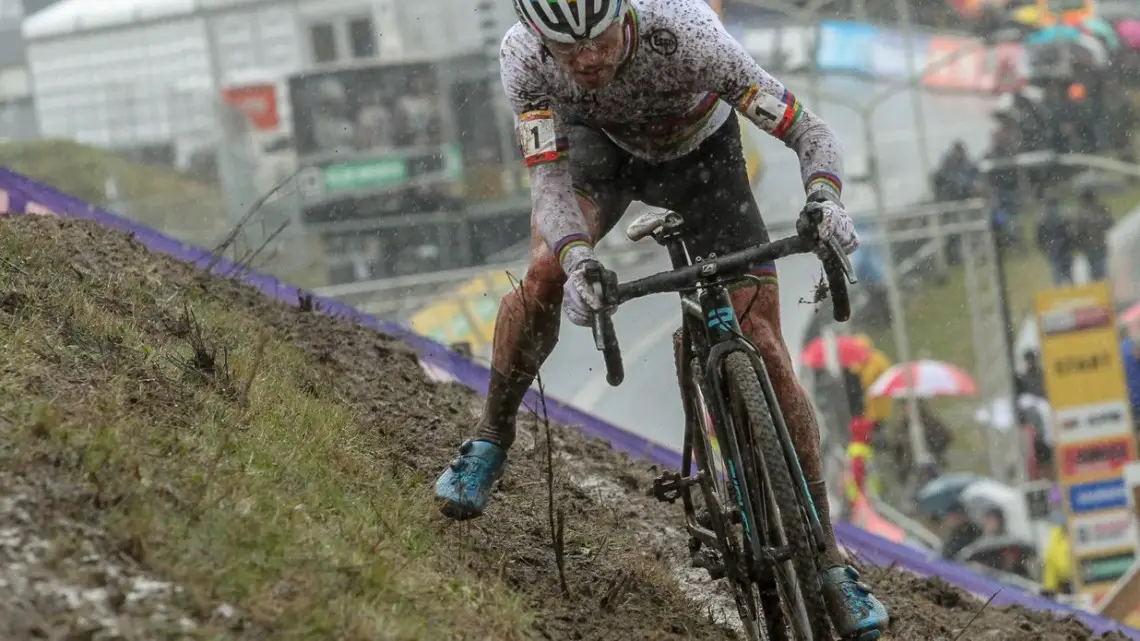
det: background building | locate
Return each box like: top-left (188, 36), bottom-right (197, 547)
top-left (0, 0), bottom-right (64, 141)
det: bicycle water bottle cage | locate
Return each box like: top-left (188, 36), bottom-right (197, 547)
top-left (626, 210), bottom-right (685, 245)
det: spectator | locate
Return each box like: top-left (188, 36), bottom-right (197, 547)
top-left (1103, 82), bottom-right (1138, 160)
top-left (1036, 197), bottom-right (1075, 285)
top-left (851, 334), bottom-right (894, 430)
top-left (919, 400), bottom-right (953, 470)
top-left (982, 507), bottom-right (1007, 537)
top-left (843, 416), bottom-right (880, 517)
top-left (1018, 349), bottom-right (1047, 398)
top-left (1074, 189), bottom-right (1114, 281)
top-left (941, 500), bottom-right (984, 560)
top-left (1041, 513), bottom-right (1074, 597)
top-left (1020, 394), bottom-right (1054, 479)
top-left (984, 124), bottom-right (1023, 224)
top-left (932, 141), bottom-right (980, 202)
top-left (1042, 80), bottom-right (1081, 154)
top-left (1012, 87), bottom-right (1048, 152)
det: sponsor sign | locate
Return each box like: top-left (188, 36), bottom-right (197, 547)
top-left (221, 83), bottom-right (280, 132)
top-left (1080, 550), bottom-right (1136, 586)
top-left (1059, 436), bottom-right (1134, 477)
top-left (1055, 401), bottom-right (1132, 444)
top-left (1070, 477), bottom-right (1129, 514)
top-left (1037, 282), bottom-right (1138, 600)
top-left (1071, 510), bottom-right (1139, 556)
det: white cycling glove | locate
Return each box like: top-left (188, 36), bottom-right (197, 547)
top-left (560, 244), bottom-right (605, 327)
top-left (803, 198), bottom-right (859, 258)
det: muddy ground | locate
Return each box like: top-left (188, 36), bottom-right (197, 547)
top-left (0, 214), bottom-right (1130, 640)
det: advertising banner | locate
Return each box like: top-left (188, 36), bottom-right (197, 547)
top-left (815, 21), bottom-right (879, 75)
top-left (221, 83), bottom-right (280, 132)
top-left (1037, 282), bottom-right (1139, 601)
top-left (870, 31), bottom-right (929, 79)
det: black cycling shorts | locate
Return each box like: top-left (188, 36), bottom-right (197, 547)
top-left (567, 115), bottom-right (776, 282)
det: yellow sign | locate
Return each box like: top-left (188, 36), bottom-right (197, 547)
top-left (1036, 281), bottom-right (1139, 602)
top-left (409, 270), bottom-right (518, 355)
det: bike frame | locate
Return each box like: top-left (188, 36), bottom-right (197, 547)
top-left (656, 226), bottom-right (828, 561)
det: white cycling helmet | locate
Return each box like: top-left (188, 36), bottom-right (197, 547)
top-left (514, 0), bottom-right (630, 44)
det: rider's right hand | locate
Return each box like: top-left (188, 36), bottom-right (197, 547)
top-left (563, 257), bottom-right (606, 327)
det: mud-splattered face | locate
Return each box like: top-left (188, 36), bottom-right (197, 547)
top-left (543, 21), bottom-right (626, 89)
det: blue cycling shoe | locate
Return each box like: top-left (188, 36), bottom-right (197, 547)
top-left (434, 439), bottom-right (507, 520)
top-left (820, 566), bottom-right (889, 641)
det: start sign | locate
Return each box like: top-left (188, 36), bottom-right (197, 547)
top-left (1036, 281), bottom-right (1138, 602)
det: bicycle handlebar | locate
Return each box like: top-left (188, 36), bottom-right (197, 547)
top-left (583, 213), bottom-right (857, 387)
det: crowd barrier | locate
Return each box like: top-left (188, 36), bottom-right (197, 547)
top-left (736, 20), bottom-right (1028, 94)
top-left (0, 166), bottom-right (1136, 638)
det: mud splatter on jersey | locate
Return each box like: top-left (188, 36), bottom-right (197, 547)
top-left (500, 0), bottom-right (844, 267)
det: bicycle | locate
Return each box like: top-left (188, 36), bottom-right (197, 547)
top-left (582, 208), bottom-right (855, 641)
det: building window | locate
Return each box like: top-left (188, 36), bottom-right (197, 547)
top-left (348, 18), bottom-right (376, 59)
top-left (309, 22), bottom-right (337, 63)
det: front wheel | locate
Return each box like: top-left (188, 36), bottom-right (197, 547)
top-left (722, 351), bottom-right (831, 641)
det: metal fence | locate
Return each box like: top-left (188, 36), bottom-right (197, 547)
top-left (809, 199), bottom-right (1023, 485)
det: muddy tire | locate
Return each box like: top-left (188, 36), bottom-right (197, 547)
top-left (723, 351), bottom-right (831, 641)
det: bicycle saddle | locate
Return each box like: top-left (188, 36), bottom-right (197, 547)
top-left (626, 209), bottom-right (684, 243)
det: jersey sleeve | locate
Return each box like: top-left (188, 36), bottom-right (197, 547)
top-left (687, 6), bottom-right (844, 201)
top-left (500, 32), bottom-right (593, 269)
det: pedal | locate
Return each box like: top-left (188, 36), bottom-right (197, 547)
top-left (691, 549), bottom-right (726, 580)
top-left (651, 471), bottom-right (701, 503)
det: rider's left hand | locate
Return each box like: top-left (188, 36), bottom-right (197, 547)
top-left (802, 195), bottom-right (859, 258)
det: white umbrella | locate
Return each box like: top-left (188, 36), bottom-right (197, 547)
top-left (868, 359), bottom-right (978, 398)
top-left (960, 478), bottom-right (1033, 542)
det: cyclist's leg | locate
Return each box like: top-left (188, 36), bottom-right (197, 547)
top-left (647, 115), bottom-right (886, 639)
top-left (435, 124), bottom-right (631, 520)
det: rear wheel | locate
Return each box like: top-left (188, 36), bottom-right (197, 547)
top-left (723, 351), bottom-right (831, 641)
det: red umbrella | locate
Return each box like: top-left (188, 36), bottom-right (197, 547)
top-left (800, 335), bottom-right (873, 369)
top-left (867, 360), bottom-right (977, 398)
top-left (1118, 19), bottom-right (1140, 50)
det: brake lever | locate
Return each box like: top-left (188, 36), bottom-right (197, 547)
top-left (582, 262), bottom-right (625, 386)
top-left (827, 237), bottom-right (858, 285)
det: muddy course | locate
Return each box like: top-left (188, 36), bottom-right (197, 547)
top-left (0, 214), bottom-right (1127, 640)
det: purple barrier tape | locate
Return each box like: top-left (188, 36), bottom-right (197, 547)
top-left (1, 167), bottom-right (1136, 637)
top-left (837, 523), bottom-right (1140, 639)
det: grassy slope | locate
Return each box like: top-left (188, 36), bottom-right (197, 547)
top-left (0, 215), bottom-right (733, 640)
top-left (0, 140), bottom-right (330, 289)
top-left (0, 215), bottom-right (1125, 641)
top-left (0, 140), bottom-right (229, 245)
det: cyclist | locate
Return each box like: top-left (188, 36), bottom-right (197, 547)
top-left (434, 0), bottom-right (888, 638)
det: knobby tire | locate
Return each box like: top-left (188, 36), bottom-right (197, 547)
top-left (722, 351), bottom-right (831, 641)
top-left (675, 329), bottom-right (768, 641)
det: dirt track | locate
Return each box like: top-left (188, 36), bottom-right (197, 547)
top-left (0, 215), bottom-right (1131, 640)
